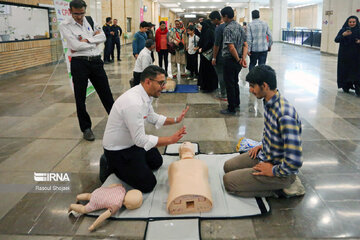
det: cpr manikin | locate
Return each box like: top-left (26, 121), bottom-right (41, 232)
top-left (68, 184), bottom-right (143, 231)
top-left (167, 142), bottom-right (213, 215)
top-left (163, 77), bottom-right (176, 92)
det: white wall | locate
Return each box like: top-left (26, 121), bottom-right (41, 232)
top-left (321, 0), bottom-right (360, 54)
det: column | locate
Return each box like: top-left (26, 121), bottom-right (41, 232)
top-left (271, 0), bottom-right (287, 41)
top-left (160, 7), bottom-right (169, 18)
top-left (236, 8), bottom-right (246, 23)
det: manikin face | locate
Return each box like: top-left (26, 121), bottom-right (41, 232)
top-left (179, 142), bottom-right (195, 159)
top-left (113, 19), bottom-right (118, 25)
top-left (70, 7), bottom-right (86, 25)
top-left (160, 23), bottom-right (166, 30)
top-left (348, 18), bottom-right (357, 28)
top-left (147, 73), bottom-right (166, 98)
top-left (249, 83), bottom-right (267, 99)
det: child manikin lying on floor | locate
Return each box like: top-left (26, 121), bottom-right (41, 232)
top-left (167, 142), bottom-right (213, 215)
top-left (68, 184), bottom-right (142, 231)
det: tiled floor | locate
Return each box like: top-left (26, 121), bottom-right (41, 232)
top-left (0, 43), bottom-right (360, 239)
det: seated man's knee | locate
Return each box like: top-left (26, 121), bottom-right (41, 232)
top-left (223, 173), bottom-right (236, 192)
top-left (223, 161), bottom-right (231, 173)
top-left (138, 175), bottom-right (157, 193)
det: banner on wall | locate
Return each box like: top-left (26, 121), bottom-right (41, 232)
top-left (53, 0), bottom-right (95, 96)
top-left (140, 7), bottom-right (144, 22)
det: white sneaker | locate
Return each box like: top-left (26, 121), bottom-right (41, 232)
top-left (283, 176), bottom-right (305, 197)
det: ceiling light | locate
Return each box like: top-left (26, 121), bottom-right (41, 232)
top-left (184, 14), bottom-right (196, 18)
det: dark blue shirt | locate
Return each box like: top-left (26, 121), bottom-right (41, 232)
top-left (214, 23), bottom-right (226, 62)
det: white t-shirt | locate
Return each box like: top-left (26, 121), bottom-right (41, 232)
top-left (133, 47), bottom-right (153, 73)
top-left (187, 35), bottom-right (199, 55)
top-left (103, 84), bottom-right (166, 151)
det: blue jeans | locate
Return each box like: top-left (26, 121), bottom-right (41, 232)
top-left (249, 51), bottom-right (268, 71)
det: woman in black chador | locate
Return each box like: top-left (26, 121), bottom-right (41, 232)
top-left (335, 16), bottom-right (360, 95)
top-left (198, 19), bottom-right (218, 92)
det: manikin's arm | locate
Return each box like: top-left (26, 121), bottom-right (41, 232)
top-left (88, 209), bottom-right (112, 231)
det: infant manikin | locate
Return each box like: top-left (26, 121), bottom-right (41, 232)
top-left (162, 77), bottom-right (176, 92)
top-left (68, 184), bottom-right (143, 231)
top-left (167, 142), bottom-right (213, 215)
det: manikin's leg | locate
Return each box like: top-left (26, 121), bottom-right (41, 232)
top-left (76, 193), bottom-right (91, 201)
top-left (88, 209), bottom-right (112, 231)
top-left (68, 193), bottom-right (91, 213)
top-left (69, 204), bottom-right (88, 214)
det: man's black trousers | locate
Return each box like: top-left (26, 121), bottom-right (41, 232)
top-left (70, 57), bottom-right (114, 132)
top-left (104, 146), bottom-right (163, 193)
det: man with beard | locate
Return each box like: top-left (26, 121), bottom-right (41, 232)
top-left (100, 65), bottom-right (190, 193)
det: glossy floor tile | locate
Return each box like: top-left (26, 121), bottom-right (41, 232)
top-left (1, 43), bottom-right (360, 239)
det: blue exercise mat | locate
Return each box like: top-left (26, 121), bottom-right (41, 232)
top-left (165, 84), bottom-right (199, 93)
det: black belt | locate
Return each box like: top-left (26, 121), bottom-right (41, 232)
top-left (72, 55), bottom-right (101, 61)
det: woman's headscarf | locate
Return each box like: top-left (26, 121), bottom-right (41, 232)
top-left (341, 15), bottom-right (360, 30)
top-left (340, 16), bottom-right (360, 43)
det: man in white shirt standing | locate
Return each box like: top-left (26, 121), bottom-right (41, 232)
top-left (59, 0), bottom-right (114, 141)
top-left (133, 39), bottom-right (155, 86)
top-left (101, 65), bottom-right (189, 192)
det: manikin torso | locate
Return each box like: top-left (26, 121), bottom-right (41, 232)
top-left (167, 142), bottom-right (213, 215)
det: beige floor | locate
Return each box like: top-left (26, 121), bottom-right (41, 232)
top-left (0, 43), bottom-right (359, 239)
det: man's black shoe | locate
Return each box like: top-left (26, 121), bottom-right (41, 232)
top-left (220, 109), bottom-right (236, 115)
top-left (83, 128), bottom-right (95, 141)
top-left (104, 61), bottom-right (110, 64)
top-left (118, 58), bottom-right (122, 61)
top-left (99, 154), bottom-right (112, 183)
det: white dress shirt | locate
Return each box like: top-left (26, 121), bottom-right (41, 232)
top-left (59, 16), bottom-right (106, 57)
top-left (103, 84), bottom-right (167, 151)
top-left (133, 47), bottom-right (153, 73)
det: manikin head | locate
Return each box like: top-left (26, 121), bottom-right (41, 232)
top-left (179, 142), bottom-right (195, 159)
top-left (123, 189), bottom-right (143, 210)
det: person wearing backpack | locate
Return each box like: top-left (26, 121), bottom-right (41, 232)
top-left (59, 0), bottom-right (114, 141)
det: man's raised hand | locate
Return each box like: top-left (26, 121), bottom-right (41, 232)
top-left (176, 106), bottom-right (190, 123)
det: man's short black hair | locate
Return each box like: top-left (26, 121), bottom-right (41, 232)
top-left (140, 65), bottom-right (166, 82)
top-left (140, 21), bottom-right (148, 28)
top-left (243, 22), bottom-right (247, 26)
top-left (246, 65), bottom-right (277, 90)
top-left (221, 6), bottom-right (234, 19)
top-left (106, 17), bottom-right (112, 23)
top-left (187, 25), bottom-right (195, 31)
top-left (252, 10), bottom-right (260, 19)
top-left (70, 0), bottom-right (87, 9)
top-left (145, 39), bottom-right (155, 48)
top-left (160, 21), bottom-right (166, 25)
top-left (209, 11), bottom-right (221, 21)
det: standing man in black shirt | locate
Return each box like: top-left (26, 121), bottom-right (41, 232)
top-left (110, 19), bottom-right (122, 61)
top-left (103, 17), bottom-right (113, 63)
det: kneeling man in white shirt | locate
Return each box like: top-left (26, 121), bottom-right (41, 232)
top-left (101, 65), bottom-right (189, 192)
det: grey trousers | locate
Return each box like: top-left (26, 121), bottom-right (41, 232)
top-left (214, 62), bottom-right (226, 97)
top-left (223, 152), bottom-right (296, 197)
